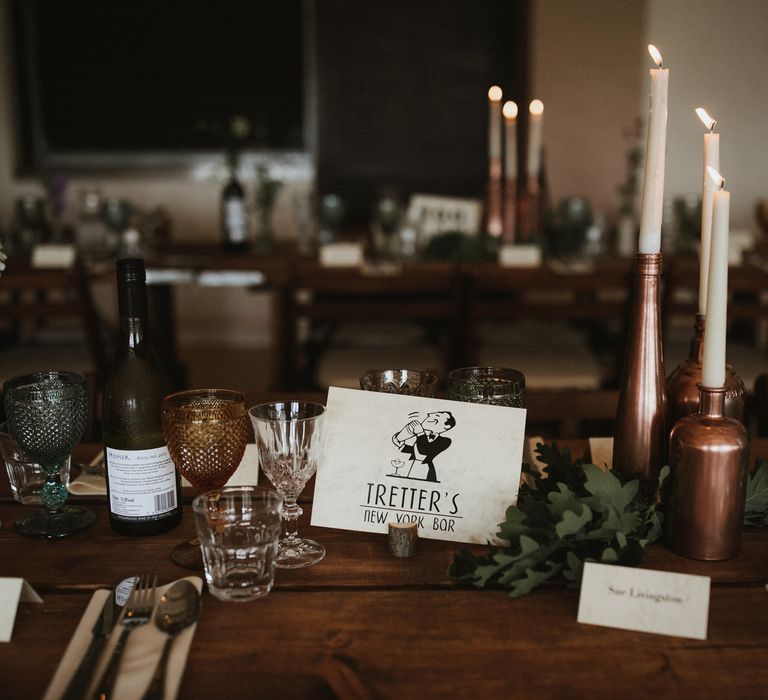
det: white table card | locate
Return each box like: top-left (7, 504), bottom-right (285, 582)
top-left (31, 244), bottom-right (76, 269)
top-left (311, 387), bottom-right (526, 544)
top-left (319, 242), bottom-right (364, 268)
top-left (498, 244), bottom-right (542, 268)
top-left (0, 578), bottom-right (42, 642)
top-left (577, 562), bottom-right (711, 640)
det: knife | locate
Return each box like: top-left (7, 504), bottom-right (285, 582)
top-left (61, 590), bottom-right (119, 700)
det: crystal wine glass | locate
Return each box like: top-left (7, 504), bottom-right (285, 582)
top-left (162, 389), bottom-right (249, 568)
top-left (3, 371), bottom-right (94, 538)
top-left (248, 401), bottom-right (325, 568)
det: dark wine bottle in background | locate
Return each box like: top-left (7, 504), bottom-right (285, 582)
top-left (221, 150), bottom-right (249, 252)
top-left (102, 258), bottom-right (182, 536)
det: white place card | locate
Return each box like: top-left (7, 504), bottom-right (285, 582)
top-left (498, 244), bottom-right (542, 268)
top-left (0, 578), bottom-right (43, 642)
top-left (577, 562), bottom-right (711, 640)
top-left (311, 387), bottom-right (526, 544)
top-left (588, 437), bottom-right (614, 471)
top-left (319, 242), bottom-right (364, 268)
top-left (31, 244), bottom-right (76, 269)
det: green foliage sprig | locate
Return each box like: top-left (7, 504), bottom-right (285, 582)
top-left (744, 460), bottom-right (768, 528)
top-left (449, 443), bottom-right (668, 598)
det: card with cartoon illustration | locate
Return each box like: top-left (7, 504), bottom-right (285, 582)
top-left (311, 387), bottom-right (526, 544)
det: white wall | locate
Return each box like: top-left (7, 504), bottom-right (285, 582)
top-left (645, 0), bottom-right (768, 230)
top-left (530, 0), bottom-right (646, 219)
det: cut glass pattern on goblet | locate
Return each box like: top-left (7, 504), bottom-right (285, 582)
top-left (3, 371), bottom-right (95, 539)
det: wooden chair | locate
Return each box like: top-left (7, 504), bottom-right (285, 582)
top-left (288, 261), bottom-right (464, 390)
top-left (0, 258), bottom-right (109, 383)
top-left (526, 388), bottom-right (619, 438)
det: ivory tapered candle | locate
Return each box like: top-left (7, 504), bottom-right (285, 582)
top-left (503, 101), bottom-right (518, 181)
top-left (701, 167), bottom-right (729, 389)
top-left (638, 45), bottom-right (669, 254)
top-left (488, 86), bottom-right (503, 161)
top-left (527, 99), bottom-right (544, 179)
top-left (695, 108), bottom-right (720, 316)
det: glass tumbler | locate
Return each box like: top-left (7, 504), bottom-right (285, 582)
top-left (446, 367), bottom-right (526, 407)
top-left (0, 422), bottom-right (71, 504)
top-left (193, 486), bottom-right (283, 602)
top-left (359, 369), bottom-right (438, 397)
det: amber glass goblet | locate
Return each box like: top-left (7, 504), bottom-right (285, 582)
top-left (162, 389), bottom-right (248, 568)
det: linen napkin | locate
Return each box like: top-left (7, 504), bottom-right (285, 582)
top-left (68, 443), bottom-right (261, 494)
top-left (43, 576), bottom-right (203, 700)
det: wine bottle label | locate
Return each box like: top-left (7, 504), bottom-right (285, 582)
top-left (106, 445), bottom-right (178, 519)
top-left (225, 199), bottom-right (247, 242)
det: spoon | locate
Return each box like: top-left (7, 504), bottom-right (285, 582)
top-left (141, 580), bottom-right (201, 700)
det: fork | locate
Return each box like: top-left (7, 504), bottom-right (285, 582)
top-left (92, 573), bottom-right (157, 700)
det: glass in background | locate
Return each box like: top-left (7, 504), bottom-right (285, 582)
top-left (371, 194), bottom-right (403, 260)
top-left (446, 367), bottom-right (526, 408)
top-left (0, 422), bottom-right (71, 504)
top-left (318, 194), bottom-right (345, 245)
top-left (359, 369), bottom-right (438, 397)
top-left (75, 189), bottom-right (109, 256)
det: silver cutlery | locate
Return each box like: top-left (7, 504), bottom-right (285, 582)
top-left (60, 590), bottom-right (119, 700)
top-left (92, 573), bottom-right (157, 700)
top-left (141, 580), bottom-right (201, 700)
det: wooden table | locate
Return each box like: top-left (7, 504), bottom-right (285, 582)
top-left (2, 439), bottom-right (767, 699)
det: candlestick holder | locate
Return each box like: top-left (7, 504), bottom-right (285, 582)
top-left (666, 386), bottom-right (748, 560)
top-left (666, 313), bottom-right (745, 426)
top-left (502, 179), bottom-right (517, 244)
top-left (517, 176), bottom-right (540, 241)
top-left (485, 158), bottom-right (503, 237)
top-left (613, 253), bottom-right (667, 481)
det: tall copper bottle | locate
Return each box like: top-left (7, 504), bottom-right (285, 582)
top-left (666, 386), bottom-right (749, 560)
top-left (666, 313), bottom-right (745, 425)
top-left (485, 158), bottom-right (503, 237)
top-left (613, 253), bottom-right (667, 481)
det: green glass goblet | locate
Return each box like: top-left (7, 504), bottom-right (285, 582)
top-left (3, 371), bottom-right (95, 538)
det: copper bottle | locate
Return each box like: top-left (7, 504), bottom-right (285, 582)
top-left (666, 314), bottom-right (745, 425)
top-left (666, 386), bottom-right (749, 560)
top-left (502, 179), bottom-right (517, 244)
top-left (613, 253), bottom-right (667, 481)
top-left (485, 158), bottom-right (503, 237)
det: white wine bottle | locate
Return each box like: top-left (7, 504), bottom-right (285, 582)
top-left (102, 258), bottom-right (182, 536)
top-left (221, 150), bottom-right (249, 252)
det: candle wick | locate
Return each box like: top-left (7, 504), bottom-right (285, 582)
top-left (710, 121), bottom-right (717, 133)
top-left (719, 179), bottom-right (725, 191)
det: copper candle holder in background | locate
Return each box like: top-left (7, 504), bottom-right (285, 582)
top-left (666, 386), bottom-right (748, 560)
top-left (613, 253), bottom-right (667, 481)
top-left (502, 178), bottom-right (517, 244)
top-left (516, 176), bottom-right (540, 241)
top-left (667, 313), bottom-right (746, 426)
top-left (485, 158), bottom-right (503, 237)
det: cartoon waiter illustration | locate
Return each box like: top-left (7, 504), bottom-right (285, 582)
top-left (391, 411), bottom-right (456, 482)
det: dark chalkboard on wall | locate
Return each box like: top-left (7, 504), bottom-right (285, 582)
top-left (315, 0), bottom-right (528, 224)
top-left (11, 0), bottom-right (304, 167)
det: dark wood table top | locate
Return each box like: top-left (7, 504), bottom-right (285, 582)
top-left (2, 440), bottom-right (767, 699)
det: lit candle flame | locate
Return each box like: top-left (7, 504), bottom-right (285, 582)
top-left (488, 85), bottom-right (503, 102)
top-left (707, 165), bottom-right (725, 190)
top-left (503, 101), bottom-right (518, 120)
top-left (648, 44), bottom-right (663, 68)
top-left (529, 99), bottom-right (544, 116)
top-left (695, 107), bottom-right (717, 132)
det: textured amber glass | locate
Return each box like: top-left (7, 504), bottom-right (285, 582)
top-left (162, 389), bottom-right (248, 491)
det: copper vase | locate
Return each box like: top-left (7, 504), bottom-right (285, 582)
top-left (613, 253), bottom-right (667, 481)
top-left (666, 314), bottom-right (746, 426)
top-left (666, 386), bottom-right (749, 560)
top-left (502, 179), bottom-right (517, 244)
top-left (485, 159), bottom-right (503, 237)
